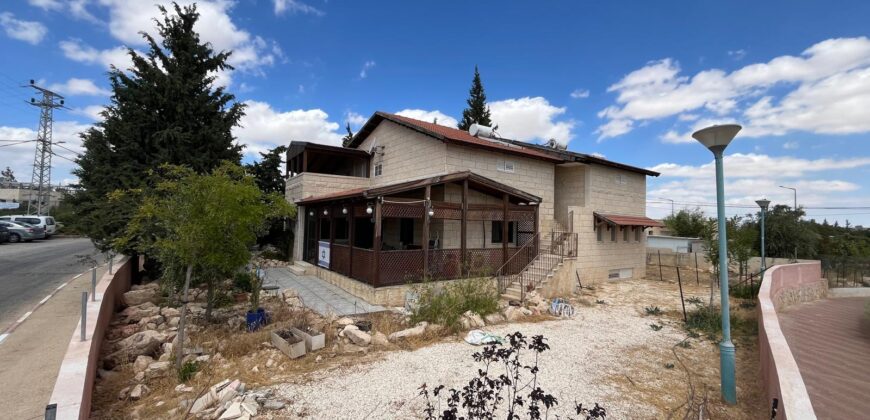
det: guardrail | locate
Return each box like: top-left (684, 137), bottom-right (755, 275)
top-left (47, 255), bottom-right (133, 420)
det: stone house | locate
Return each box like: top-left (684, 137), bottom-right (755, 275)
top-left (285, 112), bottom-right (661, 305)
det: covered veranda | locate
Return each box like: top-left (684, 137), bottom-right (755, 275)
top-left (297, 172), bottom-right (541, 287)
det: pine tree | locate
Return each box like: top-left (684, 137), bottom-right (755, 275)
top-left (73, 3), bottom-right (245, 253)
top-left (342, 122), bottom-right (354, 147)
top-left (457, 66), bottom-right (493, 131)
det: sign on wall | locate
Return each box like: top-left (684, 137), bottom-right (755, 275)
top-left (318, 240), bottom-right (330, 269)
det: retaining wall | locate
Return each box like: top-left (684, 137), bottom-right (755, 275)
top-left (48, 256), bottom-right (133, 419)
top-left (757, 262), bottom-right (823, 420)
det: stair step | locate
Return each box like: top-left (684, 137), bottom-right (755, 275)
top-left (288, 265), bottom-right (306, 276)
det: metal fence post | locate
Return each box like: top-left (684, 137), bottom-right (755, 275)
top-left (91, 266), bottom-right (97, 302)
top-left (44, 403), bottom-right (57, 420)
top-left (108, 253), bottom-right (114, 274)
top-left (80, 292), bottom-right (88, 341)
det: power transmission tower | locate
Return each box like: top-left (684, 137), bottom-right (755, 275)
top-left (24, 80), bottom-right (65, 216)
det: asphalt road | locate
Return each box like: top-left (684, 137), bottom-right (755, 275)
top-left (0, 237), bottom-right (99, 328)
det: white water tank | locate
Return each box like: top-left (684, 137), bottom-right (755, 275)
top-left (468, 123), bottom-right (494, 138)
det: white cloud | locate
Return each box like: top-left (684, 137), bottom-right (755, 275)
top-left (570, 89), bottom-right (590, 99)
top-left (394, 109), bottom-right (458, 128)
top-left (359, 60), bottom-right (376, 79)
top-left (783, 141), bottom-right (798, 150)
top-left (345, 111), bottom-right (368, 127)
top-left (48, 78), bottom-right (110, 96)
top-left (59, 39), bottom-right (133, 69)
top-left (28, 0), bottom-right (64, 11)
top-left (273, 0), bottom-right (324, 16)
top-left (598, 37), bottom-right (870, 140)
top-left (0, 12), bottom-right (48, 44)
top-left (728, 49), bottom-right (746, 61)
top-left (71, 105), bottom-right (105, 121)
top-left (649, 153), bottom-right (870, 179)
top-left (234, 100), bottom-right (343, 154)
top-left (0, 120), bottom-right (93, 186)
top-left (489, 97), bottom-right (575, 144)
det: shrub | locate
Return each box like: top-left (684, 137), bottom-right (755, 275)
top-left (177, 361), bottom-right (198, 382)
top-left (420, 332), bottom-right (607, 419)
top-left (410, 278), bottom-right (499, 331)
top-left (649, 323), bottom-right (663, 331)
top-left (233, 271), bottom-right (253, 292)
top-left (685, 302), bottom-right (756, 338)
top-left (730, 283), bottom-right (759, 299)
top-left (644, 306), bottom-right (663, 316)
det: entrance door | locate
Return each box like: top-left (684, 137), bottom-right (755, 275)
top-left (304, 211), bottom-right (317, 263)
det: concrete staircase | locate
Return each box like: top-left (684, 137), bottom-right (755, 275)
top-left (500, 252), bottom-right (565, 301)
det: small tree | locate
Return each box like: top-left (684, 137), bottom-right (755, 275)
top-left (0, 167), bottom-right (14, 182)
top-left (120, 162), bottom-right (294, 370)
top-left (662, 208), bottom-right (708, 238)
top-left (457, 66), bottom-right (494, 131)
top-left (341, 122), bottom-right (354, 147)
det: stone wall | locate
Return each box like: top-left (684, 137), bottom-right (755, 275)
top-left (358, 120), bottom-right (449, 187)
top-left (757, 262), bottom-right (823, 420)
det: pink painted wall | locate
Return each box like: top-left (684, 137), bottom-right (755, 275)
top-left (49, 256), bottom-right (133, 420)
top-left (757, 262), bottom-right (822, 420)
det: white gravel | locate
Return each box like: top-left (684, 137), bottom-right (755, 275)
top-left (272, 304), bottom-right (685, 419)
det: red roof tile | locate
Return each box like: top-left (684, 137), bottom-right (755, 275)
top-left (594, 212), bottom-right (663, 227)
top-left (375, 112), bottom-right (564, 162)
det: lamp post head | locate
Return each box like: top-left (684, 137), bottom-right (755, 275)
top-left (755, 198), bottom-right (770, 211)
top-left (692, 124), bottom-right (742, 153)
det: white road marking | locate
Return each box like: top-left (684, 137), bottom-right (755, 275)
top-left (39, 295), bottom-right (51, 304)
top-left (0, 334), bottom-right (7, 344)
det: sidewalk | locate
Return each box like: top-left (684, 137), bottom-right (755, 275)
top-left (264, 268), bottom-right (386, 316)
top-left (0, 265), bottom-right (107, 420)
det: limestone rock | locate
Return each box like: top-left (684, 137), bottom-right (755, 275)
top-left (110, 330), bottom-right (166, 364)
top-left (345, 328), bottom-right (371, 346)
top-left (160, 307), bottom-right (180, 318)
top-left (388, 324), bottom-right (426, 341)
top-left (336, 317), bottom-right (355, 326)
top-left (218, 402), bottom-right (242, 419)
top-left (371, 331), bottom-right (389, 347)
top-left (145, 361), bottom-right (171, 379)
top-left (132, 355), bottom-right (154, 374)
top-left (124, 288), bottom-right (158, 306)
top-left (484, 313), bottom-right (505, 324)
top-left (460, 311), bottom-right (485, 330)
top-left (262, 400), bottom-right (285, 410)
top-left (130, 384), bottom-right (150, 400)
top-left (120, 302), bottom-right (159, 323)
top-left (503, 306), bottom-right (523, 322)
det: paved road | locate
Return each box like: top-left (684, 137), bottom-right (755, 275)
top-left (0, 237), bottom-right (99, 328)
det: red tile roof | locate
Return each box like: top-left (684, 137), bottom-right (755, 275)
top-left (594, 212), bottom-right (663, 227)
top-left (356, 112), bottom-right (564, 163)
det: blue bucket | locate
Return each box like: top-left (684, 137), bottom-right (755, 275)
top-left (246, 310), bottom-right (261, 332)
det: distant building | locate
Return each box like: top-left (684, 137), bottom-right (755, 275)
top-left (0, 182), bottom-right (70, 211)
top-left (647, 235), bottom-right (704, 253)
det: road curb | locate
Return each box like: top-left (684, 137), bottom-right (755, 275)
top-left (0, 264), bottom-right (106, 345)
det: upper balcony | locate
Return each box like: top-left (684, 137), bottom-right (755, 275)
top-left (286, 141), bottom-right (370, 178)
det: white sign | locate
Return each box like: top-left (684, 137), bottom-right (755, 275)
top-left (0, 202), bottom-right (19, 209)
top-left (318, 241), bottom-right (330, 268)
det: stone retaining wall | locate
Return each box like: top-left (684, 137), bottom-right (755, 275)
top-left (757, 262), bottom-right (822, 420)
top-left (48, 256), bottom-right (133, 419)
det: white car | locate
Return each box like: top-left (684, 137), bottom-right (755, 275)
top-left (0, 215), bottom-right (57, 237)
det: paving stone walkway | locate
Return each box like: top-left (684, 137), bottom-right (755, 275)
top-left (263, 268), bottom-right (386, 316)
top-left (778, 296), bottom-right (870, 419)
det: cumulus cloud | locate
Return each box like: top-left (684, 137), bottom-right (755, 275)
top-left (570, 89), bottom-right (590, 99)
top-left (345, 111), bottom-right (368, 128)
top-left (0, 120), bottom-right (93, 186)
top-left (0, 12), bottom-right (48, 44)
top-left (394, 109), bottom-right (458, 128)
top-left (598, 37), bottom-right (870, 141)
top-left (489, 97), bottom-right (575, 144)
top-left (71, 105), bottom-right (105, 121)
top-left (273, 0), bottom-right (324, 16)
top-left (59, 39), bottom-right (133, 69)
top-left (359, 60), bottom-right (376, 79)
top-left (234, 100), bottom-right (343, 154)
top-left (48, 78), bottom-right (110, 96)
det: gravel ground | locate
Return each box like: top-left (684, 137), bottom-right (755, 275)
top-left (272, 304), bottom-right (687, 419)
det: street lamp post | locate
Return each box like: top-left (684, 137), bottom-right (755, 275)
top-left (658, 197), bottom-right (675, 216)
top-left (692, 123), bottom-right (742, 405)
top-left (779, 185), bottom-right (798, 259)
top-left (756, 199), bottom-right (770, 273)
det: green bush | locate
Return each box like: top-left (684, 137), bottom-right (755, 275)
top-left (233, 271), bottom-right (253, 292)
top-left (685, 302), bottom-right (756, 338)
top-left (730, 283), bottom-right (760, 299)
top-left (410, 278), bottom-right (499, 331)
top-left (177, 361), bottom-right (199, 382)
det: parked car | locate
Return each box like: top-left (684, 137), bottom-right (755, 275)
top-left (0, 221), bottom-right (45, 242)
top-left (0, 225), bottom-right (8, 244)
top-left (0, 215), bottom-right (57, 237)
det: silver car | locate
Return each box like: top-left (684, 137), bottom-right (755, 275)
top-left (0, 221), bottom-right (45, 242)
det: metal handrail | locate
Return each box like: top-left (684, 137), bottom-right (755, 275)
top-left (495, 230), bottom-right (577, 299)
top-left (493, 233), bottom-right (540, 276)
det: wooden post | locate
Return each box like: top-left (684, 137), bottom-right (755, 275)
top-left (694, 252), bottom-right (700, 286)
top-left (373, 199), bottom-right (382, 287)
top-left (460, 180), bottom-right (468, 277)
top-left (302, 150), bottom-right (308, 173)
top-left (676, 266), bottom-right (687, 322)
top-left (502, 193), bottom-right (509, 266)
top-left (658, 250), bottom-right (664, 282)
top-left (423, 186), bottom-right (431, 279)
top-left (349, 203), bottom-right (355, 278)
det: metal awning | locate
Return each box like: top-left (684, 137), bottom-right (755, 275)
top-left (594, 212), bottom-right (663, 228)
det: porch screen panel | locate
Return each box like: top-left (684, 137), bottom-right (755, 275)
top-left (379, 249), bottom-right (424, 287)
top-left (331, 244), bottom-right (350, 277)
top-left (465, 248), bottom-right (503, 277)
top-left (428, 249), bottom-right (462, 280)
top-left (351, 248), bottom-right (374, 285)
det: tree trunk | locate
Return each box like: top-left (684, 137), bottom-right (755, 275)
top-left (205, 278), bottom-right (215, 322)
top-left (175, 264), bottom-right (193, 371)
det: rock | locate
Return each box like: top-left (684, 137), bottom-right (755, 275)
top-left (460, 311), bottom-right (485, 330)
top-left (97, 368), bottom-right (119, 380)
top-left (133, 372), bottom-right (145, 382)
top-left (503, 306), bottom-right (522, 322)
top-left (120, 302), bottom-right (159, 323)
top-left (426, 323), bottom-right (445, 334)
top-left (345, 328), bottom-right (371, 346)
top-left (336, 317), bottom-right (355, 326)
top-left (133, 355), bottom-right (153, 373)
top-left (339, 324), bottom-right (358, 337)
top-left (388, 324), bottom-right (426, 341)
top-left (241, 402), bottom-right (258, 416)
top-left (109, 330), bottom-right (166, 364)
top-left (315, 355), bottom-right (323, 362)
top-left (262, 400), bottom-right (285, 410)
top-left (484, 313), bottom-right (505, 324)
top-left (218, 402), bottom-right (242, 419)
top-left (130, 384), bottom-right (150, 400)
top-left (520, 307), bottom-right (533, 316)
top-left (145, 361), bottom-right (171, 379)
top-left (341, 343), bottom-right (368, 354)
top-left (265, 359), bottom-right (275, 368)
top-left (124, 289), bottom-right (158, 306)
top-left (160, 307), bottom-right (180, 317)
top-left (251, 366), bottom-right (259, 373)
top-left (175, 384), bottom-right (194, 393)
top-left (196, 355), bottom-right (211, 363)
top-left (118, 386), bottom-right (131, 400)
top-left (371, 331), bottom-right (389, 347)
top-left (168, 316), bottom-right (180, 328)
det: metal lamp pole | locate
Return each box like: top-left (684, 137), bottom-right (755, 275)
top-left (693, 124), bottom-right (742, 405)
top-left (756, 199), bottom-right (770, 273)
top-left (779, 185), bottom-right (798, 259)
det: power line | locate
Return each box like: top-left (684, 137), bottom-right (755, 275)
top-left (647, 199), bottom-right (870, 210)
top-left (0, 140), bottom-right (36, 148)
top-left (23, 79), bottom-right (66, 216)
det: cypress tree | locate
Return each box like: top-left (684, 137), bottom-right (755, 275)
top-left (73, 3), bottom-right (244, 253)
top-left (457, 66), bottom-right (493, 131)
top-left (341, 122), bottom-right (354, 147)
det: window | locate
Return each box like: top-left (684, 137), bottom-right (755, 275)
top-left (318, 218), bottom-right (331, 240)
top-left (614, 174), bottom-right (627, 185)
top-left (608, 268), bottom-right (634, 279)
top-left (610, 226), bottom-right (616, 242)
top-left (623, 227), bottom-right (629, 242)
top-left (374, 163), bottom-right (383, 176)
top-left (497, 160), bottom-right (515, 173)
top-left (491, 221), bottom-right (516, 243)
top-left (399, 218), bottom-right (414, 245)
top-left (596, 225), bottom-right (602, 242)
top-left (635, 227), bottom-right (641, 242)
top-left (334, 218), bottom-right (349, 244)
top-left (353, 217), bottom-right (374, 248)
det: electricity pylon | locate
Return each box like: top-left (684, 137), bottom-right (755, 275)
top-left (24, 80), bottom-right (65, 216)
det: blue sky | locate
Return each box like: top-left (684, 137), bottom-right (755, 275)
top-left (1, 0), bottom-right (869, 224)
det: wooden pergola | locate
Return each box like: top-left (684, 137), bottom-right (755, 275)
top-left (297, 172), bottom-right (541, 287)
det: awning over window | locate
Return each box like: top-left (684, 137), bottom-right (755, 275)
top-left (594, 212), bottom-right (663, 228)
